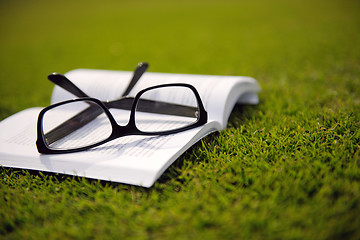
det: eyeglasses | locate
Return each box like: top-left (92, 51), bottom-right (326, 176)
top-left (36, 64), bottom-right (207, 154)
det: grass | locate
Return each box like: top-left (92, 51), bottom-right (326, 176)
top-left (1, 0), bottom-right (359, 239)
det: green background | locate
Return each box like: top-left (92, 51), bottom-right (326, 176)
top-left (1, 0), bottom-right (359, 239)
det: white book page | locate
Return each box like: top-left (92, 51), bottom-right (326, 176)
top-left (52, 69), bottom-right (260, 128)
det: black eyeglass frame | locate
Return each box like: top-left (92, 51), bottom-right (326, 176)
top-left (36, 83), bottom-right (208, 154)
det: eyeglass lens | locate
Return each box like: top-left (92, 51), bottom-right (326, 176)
top-left (135, 86), bottom-right (199, 132)
top-left (42, 100), bottom-right (113, 150)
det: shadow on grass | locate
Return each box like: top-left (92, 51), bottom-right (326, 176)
top-left (227, 103), bottom-right (261, 128)
top-left (0, 166), bottom-right (142, 192)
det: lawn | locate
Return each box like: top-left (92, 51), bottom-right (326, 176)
top-left (1, 0), bottom-right (359, 239)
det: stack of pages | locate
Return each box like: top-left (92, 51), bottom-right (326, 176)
top-left (0, 69), bottom-right (260, 187)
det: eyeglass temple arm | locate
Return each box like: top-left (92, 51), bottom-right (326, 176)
top-left (106, 98), bottom-right (198, 117)
top-left (48, 62), bottom-right (149, 99)
top-left (122, 62), bottom-right (148, 96)
top-left (48, 73), bottom-right (90, 98)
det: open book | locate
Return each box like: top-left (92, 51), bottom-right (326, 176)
top-left (0, 69), bottom-right (260, 187)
